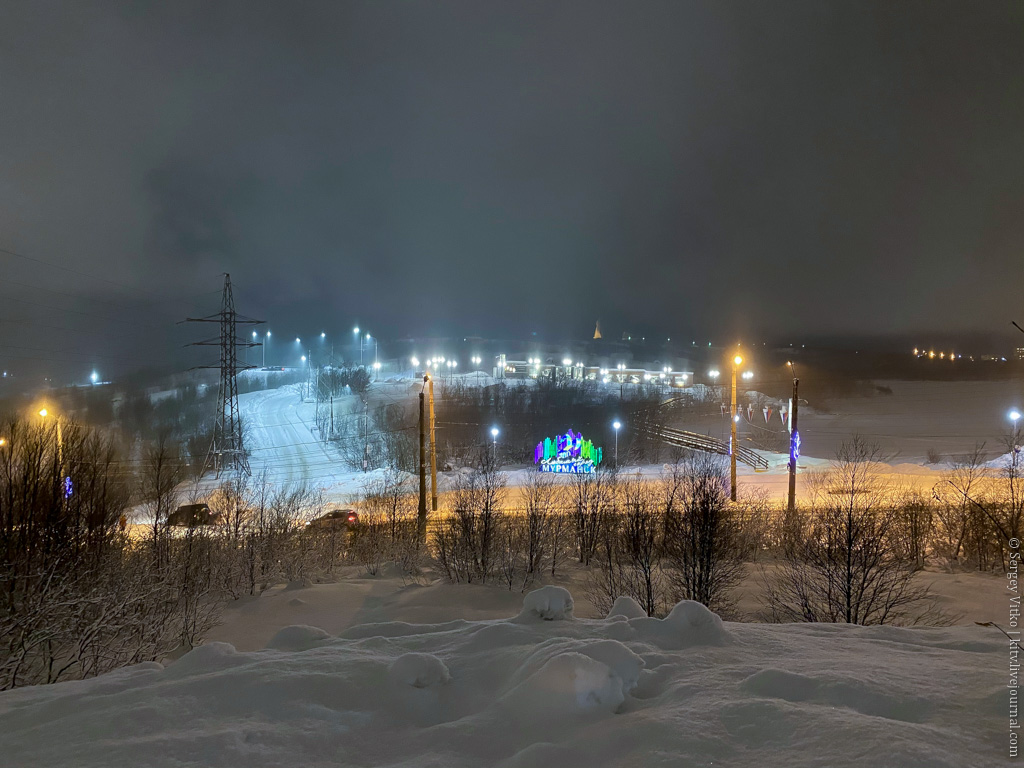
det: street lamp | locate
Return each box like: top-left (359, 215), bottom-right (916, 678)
top-left (730, 355), bottom-right (743, 501)
top-left (90, 371), bottom-right (98, 384)
top-left (264, 330), bottom-right (271, 367)
top-left (1010, 410), bottom-right (1022, 468)
top-left (491, 426), bottom-right (499, 464)
top-left (613, 420), bottom-right (621, 468)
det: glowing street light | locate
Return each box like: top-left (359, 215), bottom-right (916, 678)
top-left (613, 420), bottom-right (621, 468)
top-left (730, 354), bottom-right (744, 501)
top-left (90, 371), bottom-right (98, 384)
top-left (411, 356), bottom-right (420, 368)
top-left (491, 426), bottom-right (499, 464)
top-left (708, 369), bottom-right (720, 381)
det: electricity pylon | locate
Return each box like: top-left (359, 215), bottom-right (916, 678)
top-left (184, 274), bottom-right (263, 476)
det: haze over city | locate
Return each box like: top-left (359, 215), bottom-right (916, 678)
top-left (0, 3), bottom-right (1020, 767)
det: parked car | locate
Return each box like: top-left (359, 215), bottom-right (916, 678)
top-left (305, 509), bottom-right (359, 530)
top-left (167, 503), bottom-right (222, 527)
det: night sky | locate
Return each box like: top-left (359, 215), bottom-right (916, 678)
top-left (1, 1), bottom-right (1022, 378)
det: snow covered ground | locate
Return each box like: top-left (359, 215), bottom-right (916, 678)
top-left (0, 581), bottom-right (1006, 767)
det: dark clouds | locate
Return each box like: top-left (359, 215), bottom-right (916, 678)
top-left (1, 1), bottom-right (1022, 376)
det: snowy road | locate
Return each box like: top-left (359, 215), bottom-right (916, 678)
top-left (242, 386), bottom-right (340, 486)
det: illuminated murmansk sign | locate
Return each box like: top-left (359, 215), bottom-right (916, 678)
top-left (534, 429), bottom-right (603, 474)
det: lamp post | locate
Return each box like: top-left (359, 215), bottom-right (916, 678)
top-left (613, 420), bottom-right (621, 469)
top-left (1011, 410), bottom-right (1022, 469)
top-left (353, 327), bottom-right (360, 364)
top-left (39, 408), bottom-right (65, 503)
top-left (787, 362), bottom-right (800, 514)
top-left (491, 427), bottom-right (499, 465)
top-left (264, 330), bottom-right (271, 367)
top-left (730, 354), bottom-right (742, 501)
top-left (251, 330), bottom-right (257, 367)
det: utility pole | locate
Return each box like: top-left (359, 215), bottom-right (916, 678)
top-left (184, 274), bottom-right (263, 477)
top-left (730, 354), bottom-right (742, 501)
top-left (362, 399), bottom-right (368, 472)
top-left (418, 387), bottom-right (427, 537)
top-left (787, 362), bottom-right (800, 514)
top-left (428, 374), bottom-right (438, 511)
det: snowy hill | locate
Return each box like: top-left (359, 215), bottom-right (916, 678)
top-left (0, 586), bottom-right (1004, 767)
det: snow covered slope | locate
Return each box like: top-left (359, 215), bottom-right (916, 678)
top-left (0, 587), bottom-right (1005, 767)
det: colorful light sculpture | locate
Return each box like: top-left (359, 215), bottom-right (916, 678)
top-left (534, 429), bottom-right (603, 474)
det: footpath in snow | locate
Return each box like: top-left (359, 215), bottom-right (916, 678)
top-left (0, 586), bottom-right (1005, 767)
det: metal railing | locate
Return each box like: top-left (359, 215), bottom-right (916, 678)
top-left (641, 423), bottom-right (770, 470)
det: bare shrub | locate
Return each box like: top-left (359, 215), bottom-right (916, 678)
top-left (662, 455), bottom-right (744, 616)
top-left (765, 439), bottom-right (943, 625)
top-left (587, 474), bottom-right (665, 616)
top-left (571, 470), bottom-right (616, 565)
top-left (932, 446), bottom-right (989, 567)
top-left (433, 458), bottom-right (506, 583)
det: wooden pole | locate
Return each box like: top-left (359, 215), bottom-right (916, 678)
top-left (730, 361), bottom-right (738, 501)
top-left (788, 374), bottom-right (800, 514)
top-left (429, 375), bottom-right (438, 511)
top-left (418, 390), bottom-right (427, 535)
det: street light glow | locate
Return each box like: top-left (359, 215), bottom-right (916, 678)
top-left (491, 427), bottom-right (499, 438)
top-left (38, 409), bottom-right (47, 418)
top-left (734, 355), bottom-right (743, 366)
top-left (411, 357), bottom-right (419, 367)
top-left (613, 420), bottom-right (621, 430)
top-left (353, 327), bottom-right (359, 334)
top-left (1010, 410), bottom-right (1021, 422)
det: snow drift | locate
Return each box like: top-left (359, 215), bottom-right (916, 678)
top-left (0, 586), bottom-right (1005, 767)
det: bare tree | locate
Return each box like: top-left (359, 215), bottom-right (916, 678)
top-left (765, 438), bottom-right (942, 625)
top-left (662, 454), bottom-right (743, 616)
top-left (588, 473), bottom-right (665, 616)
top-left (933, 445), bottom-right (989, 567)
